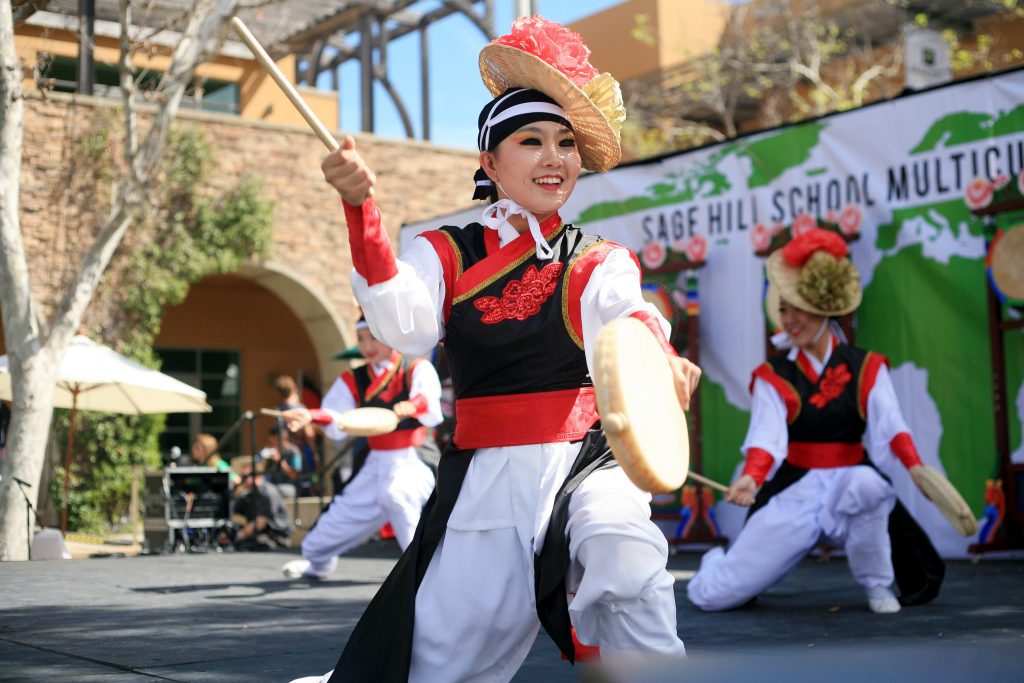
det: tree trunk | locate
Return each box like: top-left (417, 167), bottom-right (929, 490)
top-left (0, 0), bottom-right (239, 559)
top-left (0, 358), bottom-right (60, 560)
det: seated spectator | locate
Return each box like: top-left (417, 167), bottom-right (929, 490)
top-left (274, 374), bottom-right (322, 478)
top-left (191, 433), bottom-right (240, 485)
top-left (232, 457), bottom-right (292, 550)
top-left (260, 426), bottom-right (305, 499)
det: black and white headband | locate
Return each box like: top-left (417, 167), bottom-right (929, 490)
top-left (473, 88), bottom-right (571, 200)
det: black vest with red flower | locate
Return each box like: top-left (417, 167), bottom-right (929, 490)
top-left (751, 343), bottom-right (888, 469)
top-left (419, 218), bottom-right (628, 449)
top-left (346, 354), bottom-right (426, 450)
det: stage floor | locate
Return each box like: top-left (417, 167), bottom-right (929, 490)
top-left (1, 543), bottom-right (1022, 682)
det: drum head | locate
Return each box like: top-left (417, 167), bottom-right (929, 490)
top-left (336, 407), bottom-right (399, 436)
top-left (593, 317), bottom-right (690, 493)
top-left (916, 465), bottom-right (978, 537)
top-left (989, 226), bottom-right (1024, 304)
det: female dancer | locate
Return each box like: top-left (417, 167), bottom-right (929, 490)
top-left (687, 228), bottom-right (940, 614)
top-left (289, 16), bottom-right (700, 683)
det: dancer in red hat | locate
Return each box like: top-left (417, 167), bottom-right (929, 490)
top-left (687, 229), bottom-right (944, 614)
top-left (289, 15), bottom-right (700, 683)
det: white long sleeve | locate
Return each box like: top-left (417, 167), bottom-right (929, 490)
top-left (740, 377), bottom-right (789, 466)
top-left (320, 376), bottom-right (358, 442)
top-left (865, 363), bottom-right (914, 470)
top-left (578, 248), bottom-right (672, 376)
top-left (351, 236), bottom-right (446, 356)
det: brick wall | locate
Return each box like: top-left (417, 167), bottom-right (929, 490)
top-left (17, 91), bottom-right (479, 342)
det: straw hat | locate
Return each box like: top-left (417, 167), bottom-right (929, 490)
top-left (766, 228), bottom-right (862, 323)
top-left (479, 15), bottom-right (625, 172)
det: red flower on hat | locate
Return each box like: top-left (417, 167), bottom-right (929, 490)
top-left (493, 15), bottom-right (599, 87)
top-left (782, 228), bottom-right (849, 267)
top-left (474, 262), bottom-right (564, 324)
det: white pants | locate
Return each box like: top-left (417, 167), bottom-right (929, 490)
top-left (406, 465), bottom-right (685, 683)
top-left (290, 445), bottom-right (685, 683)
top-left (301, 447), bottom-right (434, 575)
top-left (687, 465), bottom-right (896, 611)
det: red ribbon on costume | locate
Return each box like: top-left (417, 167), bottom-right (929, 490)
top-left (742, 447), bottom-right (775, 486)
top-left (453, 388), bottom-right (598, 449)
top-left (368, 426), bottom-right (427, 450)
top-left (890, 432), bottom-right (923, 469)
top-left (629, 310), bottom-right (678, 356)
top-left (786, 442), bottom-right (864, 469)
top-left (343, 197), bottom-right (399, 286)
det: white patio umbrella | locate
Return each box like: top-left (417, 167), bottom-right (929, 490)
top-left (0, 336), bottom-right (212, 533)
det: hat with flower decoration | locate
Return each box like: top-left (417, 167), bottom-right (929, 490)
top-left (766, 228), bottom-right (862, 328)
top-left (478, 15), bottom-right (625, 173)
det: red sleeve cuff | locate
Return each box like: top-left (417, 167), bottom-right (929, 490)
top-left (742, 448), bottom-right (774, 486)
top-left (407, 394), bottom-right (429, 417)
top-left (343, 196), bottom-right (399, 286)
top-left (308, 409), bottom-right (333, 426)
top-left (890, 432), bottom-right (923, 469)
top-left (628, 310), bottom-right (677, 357)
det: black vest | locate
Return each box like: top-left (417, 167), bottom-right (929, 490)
top-left (438, 221), bottom-right (601, 399)
top-left (767, 343), bottom-right (870, 445)
top-left (352, 356), bottom-right (421, 433)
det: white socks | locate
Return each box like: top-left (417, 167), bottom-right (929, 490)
top-left (866, 586), bottom-right (901, 613)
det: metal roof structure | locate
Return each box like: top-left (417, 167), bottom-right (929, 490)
top-left (15, 0), bottom-right (500, 140)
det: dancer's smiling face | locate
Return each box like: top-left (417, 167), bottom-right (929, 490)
top-left (779, 299), bottom-right (827, 350)
top-left (479, 120), bottom-right (581, 228)
top-left (357, 328), bottom-right (392, 365)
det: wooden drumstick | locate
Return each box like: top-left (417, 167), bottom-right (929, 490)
top-left (231, 17), bottom-right (339, 152)
top-left (260, 408), bottom-right (286, 418)
top-left (686, 471), bottom-right (730, 494)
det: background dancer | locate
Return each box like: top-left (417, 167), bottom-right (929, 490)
top-left (289, 15), bottom-right (700, 683)
top-left (281, 318), bottom-right (441, 580)
top-left (687, 228), bottom-right (941, 614)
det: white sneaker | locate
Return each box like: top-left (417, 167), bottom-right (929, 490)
top-left (287, 673), bottom-right (333, 683)
top-left (282, 558), bottom-right (314, 579)
top-left (866, 586), bottom-right (901, 613)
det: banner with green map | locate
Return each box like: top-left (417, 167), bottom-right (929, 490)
top-left (401, 68), bottom-right (1024, 556)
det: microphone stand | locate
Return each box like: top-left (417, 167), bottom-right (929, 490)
top-left (3, 475), bottom-right (41, 560)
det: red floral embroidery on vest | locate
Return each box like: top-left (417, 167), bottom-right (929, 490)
top-left (809, 363), bottom-right (852, 408)
top-left (474, 262), bottom-right (564, 324)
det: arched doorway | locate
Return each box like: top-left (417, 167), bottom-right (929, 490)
top-left (153, 265), bottom-right (351, 457)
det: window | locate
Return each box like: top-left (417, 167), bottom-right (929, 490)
top-left (35, 54), bottom-right (239, 114)
top-left (155, 348), bottom-right (242, 459)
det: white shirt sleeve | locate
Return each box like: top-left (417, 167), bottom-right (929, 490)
top-left (577, 248), bottom-right (672, 376)
top-left (865, 363), bottom-right (912, 470)
top-left (319, 377), bottom-right (357, 442)
top-left (740, 378), bottom-right (789, 466)
top-left (409, 359), bottom-right (444, 428)
top-left (351, 236), bottom-right (446, 356)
